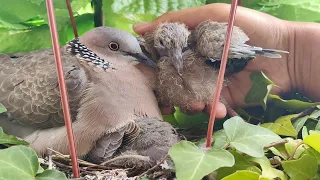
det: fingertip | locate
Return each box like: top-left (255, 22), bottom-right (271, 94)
top-left (133, 22), bottom-right (155, 35)
top-left (204, 102), bottom-right (227, 119)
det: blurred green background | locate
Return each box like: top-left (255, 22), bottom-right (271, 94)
top-left (0, 0), bottom-right (319, 132)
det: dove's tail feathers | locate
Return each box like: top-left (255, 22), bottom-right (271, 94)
top-left (253, 48), bottom-right (289, 59)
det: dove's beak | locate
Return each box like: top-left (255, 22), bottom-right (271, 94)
top-left (129, 52), bottom-right (158, 70)
top-left (170, 50), bottom-right (184, 75)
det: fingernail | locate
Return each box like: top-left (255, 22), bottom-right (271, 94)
top-left (133, 22), bottom-right (153, 33)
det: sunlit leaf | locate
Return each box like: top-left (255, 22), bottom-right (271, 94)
top-left (169, 141), bottom-right (235, 180)
top-left (221, 170), bottom-right (260, 180)
top-left (261, 114), bottom-right (297, 136)
top-left (223, 116), bottom-right (281, 157)
top-left (304, 133), bottom-right (320, 153)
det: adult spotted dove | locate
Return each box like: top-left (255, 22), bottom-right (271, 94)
top-left (0, 26), bottom-right (179, 165)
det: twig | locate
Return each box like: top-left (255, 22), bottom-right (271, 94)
top-left (101, 154), bottom-right (150, 166)
top-left (291, 106), bottom-right (318, 121)
top-left (137, 154), bottom-right (169, 179)
top-left (53, 160), bottom-right (96, 175)
top-left (264, 139), bottom-right (288, 149)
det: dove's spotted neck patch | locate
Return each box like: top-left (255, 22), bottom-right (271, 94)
top-left (66, 38), bottom-right (112, 70)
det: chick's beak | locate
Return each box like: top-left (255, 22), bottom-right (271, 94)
top-left (170, 50), bottom-right (184, 75)
top-left (130, 52), bottom-right (158, 70)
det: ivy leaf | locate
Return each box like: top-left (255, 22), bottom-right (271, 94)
top-left (302, 126), bottom-right (309, 139)
top-left (0, 104), bottom-right (6, 114)
top-left (216, 151), bottom-right (261, 180)
top-left (267, 94), bottom-right (320, 112)
top-left (293, 116), bottom-right (309, 134)
top-left (168, 140), bottom-right (235, 180)
top-left (35, 170), bottom-right (67, 180)
top-left (0, 145), bottom-right (67, 179)
top-left (223, 116), bottom-right (282, 157)
top-left (304, 133), bottom-right (320, 153)
top-left (282, 154), bottom-right (318, 180)
top-left (249, 156), bottom-right (288, 180)
top-left (245, 71), bottom-right (274, 110)
top-left (269, 142), bottom-right (290, 160)
top-left (284, 138), bottom-right (307, 160)
top-left (221, 170), bottom-right (260, 180)
top-left (212, 130), bottom-right (228, 149)
top-left (303, 148), bottom-right (320, 164)
top-left (261, 114), bottom-right (298, 136)
top-left (0, 127), bottom-right (29, 145)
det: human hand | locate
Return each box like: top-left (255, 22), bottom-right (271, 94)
top-left (133, 3), bottom-right (320, 118)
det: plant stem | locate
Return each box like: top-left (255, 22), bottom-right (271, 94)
top-left (92, 0), bottom-right (103, 27)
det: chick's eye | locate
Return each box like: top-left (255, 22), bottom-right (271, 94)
top-left (108, 41), bottom-right (119, 51)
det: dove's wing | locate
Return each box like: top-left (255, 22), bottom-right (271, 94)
top-left (0, 48), bottom-right (88, 129)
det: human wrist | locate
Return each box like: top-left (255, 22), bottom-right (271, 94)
top-left (285, 21), bottom-right (320, 101)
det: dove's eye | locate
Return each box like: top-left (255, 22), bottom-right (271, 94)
top-left (109, 41), bottom-right (119, 51)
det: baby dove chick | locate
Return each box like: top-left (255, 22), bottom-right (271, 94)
top-left (86, 117), bottom-right (180, 172)
top-left (190, 20), bottom-right (289, 75)
top-left (146, 22), bottom-right (225, 111)
top-left (0, 26), bottom-right (160, 161)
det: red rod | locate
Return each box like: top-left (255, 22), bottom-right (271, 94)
top-left (205, 0), bottom-right (239, 148)
top-left (45, 0), bottom-right (80, 177)
top-left (65, 0), bottom-right (78, 38)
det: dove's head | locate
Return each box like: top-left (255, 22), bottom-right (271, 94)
top-left (74, 26), bottom-right (158, 69)
top-left (153, 22), bottom-right (190, 74)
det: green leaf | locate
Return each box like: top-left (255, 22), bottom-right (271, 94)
top-left (0, 145), bottom-right (39, 179)
top-left (303, 147), bottom-right (320, 164)
top-left (293, 116), bottom-right (309, 134)
top-left (250, 156), bottom-right (288, 180)
top-left (269, 141), bottom-right (290, 160)
top-left (174, 108), bottom-right (209, 130)
top-left (267, 94), bottom-right (320, 112)
top-left (282, 154), bottom-right (318, 180)
top-left (169, 140), bottom-right (235, 180)
top-left (216, 151), bottom-right (261, 180)
top-left (102, 0), bottom-right (206, 35)
top-left (0, 104), bottom-right (6, 113)
top-left (245, 71), bottom-right (274, 110)
top-left (212, 130), bottom-right (228, 149)
top-left (284, 138), bottom-right (307, 160)
top-left (207, 0), bottom-right (320, 22)
top-left (0, 127), bottom-right (29, 145)
top-left (35, 170), bottom-right (67, 180)
top-left (0, 13), bottom-right (94, 53)
top-left (302, 126), bottom-right (309, 139)
top-left (260, 114), bottom-right (298, 136)
top-left (221, 170), bottom-right (260, 180)
top-left (223, 116), bottom-right (282, 157)
top-left (304, 133), bottom-right (320, 153)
